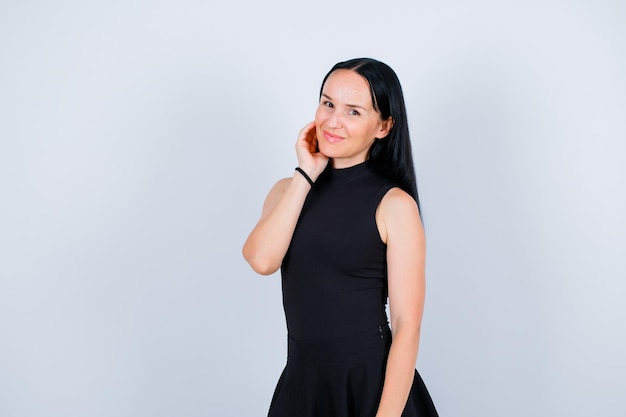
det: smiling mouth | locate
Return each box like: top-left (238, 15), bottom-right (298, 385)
top-left (323, 130), bottom-right (345, 143)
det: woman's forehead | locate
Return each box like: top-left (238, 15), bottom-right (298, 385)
top-left (322, 70), bottom-right (373, 108)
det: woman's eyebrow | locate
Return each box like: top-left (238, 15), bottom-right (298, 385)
top-left (321, 93), bottom-right (368, 110)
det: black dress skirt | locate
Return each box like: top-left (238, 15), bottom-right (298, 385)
top-left (267, 325), bottom-right (439, 417)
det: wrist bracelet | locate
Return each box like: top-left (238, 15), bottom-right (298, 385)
top-left (295, 167), bottom-right (314, 187)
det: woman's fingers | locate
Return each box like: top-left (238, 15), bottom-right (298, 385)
top-left (298, 121), bottom-right (317, 148)
top-left (296, 121), bottom-right (317, 160)
top-left (295, 121), bottom-right (328, 179)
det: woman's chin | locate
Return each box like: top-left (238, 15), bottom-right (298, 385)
top-left (317, 142), bottom-right (337, 158)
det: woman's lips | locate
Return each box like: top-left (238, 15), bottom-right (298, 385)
top-left (323, 130), bottom-right (345, 143)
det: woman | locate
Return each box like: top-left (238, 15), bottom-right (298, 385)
top-left (243, 58), bottom-right (438, 417)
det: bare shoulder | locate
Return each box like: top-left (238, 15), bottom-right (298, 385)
top-left (269, 177), bottom-right (293, 194)
top-left (380, 187), bottom-right (419, 215)
top-left (377, 187), bottom-right (422, 244)
top-left (261, 177), bottom-right (293, 217)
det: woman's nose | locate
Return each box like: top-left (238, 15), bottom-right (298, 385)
top-left (327, 112), bottom-right (342, 128)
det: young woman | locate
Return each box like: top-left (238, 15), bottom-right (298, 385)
top-left (243, 58), bottom-right (438, 417)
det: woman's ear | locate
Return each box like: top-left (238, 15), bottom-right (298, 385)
top-left (376, 117), bottom-right (393, 139)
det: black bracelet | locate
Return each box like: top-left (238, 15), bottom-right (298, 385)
top-left (295, 167), bottom-right (314, 187)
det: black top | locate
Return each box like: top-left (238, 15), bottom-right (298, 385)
top-left (281, 162), bottom-right (397, 340)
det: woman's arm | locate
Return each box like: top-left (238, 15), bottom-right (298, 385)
top-left (242, 174), bottom-right (309, 275)
top-left (375, 188), bottom-right (426, 417)
top-left (242, 122), bottom-right (329, 275)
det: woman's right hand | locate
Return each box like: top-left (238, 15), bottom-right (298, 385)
top-left (295, 121), bottom-right (329, 182)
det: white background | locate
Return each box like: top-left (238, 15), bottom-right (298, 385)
top-left (1, 1), bottom-right (624, 416)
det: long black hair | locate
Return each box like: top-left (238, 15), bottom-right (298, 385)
top-left (319, 58), bottom-right (420, 211)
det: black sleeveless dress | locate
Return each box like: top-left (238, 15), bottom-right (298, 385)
top-left (268, 162), bottom-right (438, 417)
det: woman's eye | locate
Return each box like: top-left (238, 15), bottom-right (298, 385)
top-left (347, 109), bottom-right (361, 116)
top-left (323, 101), bottom-right (333, 108)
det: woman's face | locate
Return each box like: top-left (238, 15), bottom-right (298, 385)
top-left (315, 69), bottom-right (392, 169)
